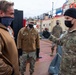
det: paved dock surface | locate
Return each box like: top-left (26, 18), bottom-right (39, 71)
top-left (24, 39), bottom-right (56, 75)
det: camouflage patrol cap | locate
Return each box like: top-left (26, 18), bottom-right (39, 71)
top-left (27, 21), bottom-right (34, 25)
top-left (64, 8), bottom-right (76, 19)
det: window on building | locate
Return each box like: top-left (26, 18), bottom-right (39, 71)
top-left (74, 0), bottom-right (76, 2)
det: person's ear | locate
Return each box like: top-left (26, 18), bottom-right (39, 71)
top-left (72, 19), bottom-right (76, 24)
top-left (0, 10), bottom-right (5, 17)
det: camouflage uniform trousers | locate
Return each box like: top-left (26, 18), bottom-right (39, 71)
top-left (59, 53), bottom-right (76, 75)
top-left (19, 51), bottom-right (36, 74)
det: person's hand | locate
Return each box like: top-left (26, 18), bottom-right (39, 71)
top-left (36, 48), bottom-right (40, 53)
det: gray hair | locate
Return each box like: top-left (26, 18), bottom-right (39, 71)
top-left (0, 0), bottom-right (14, 12)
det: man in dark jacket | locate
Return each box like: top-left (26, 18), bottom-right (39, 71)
top-left (42, 28), bottom-right (50, 39)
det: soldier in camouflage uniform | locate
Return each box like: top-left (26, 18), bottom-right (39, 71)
top-left (49, 8), bottom-right (76, 75)
top-left (51, 20), bottom-right (63, 56)
top-left (52, 20), bottom-right (63, 38)
top-left (17, 22), bottom-right (40, 75)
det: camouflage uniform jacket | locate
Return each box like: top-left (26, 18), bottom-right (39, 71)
top-left (49, 29), bottom-right (76, 75)
top-left (52, 25), bottom-right (63, 38)
top-left (17, 27), bottom-right (40, 53)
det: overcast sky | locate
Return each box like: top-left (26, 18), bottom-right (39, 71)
top-left (11, 0), bottom-right (66, 18)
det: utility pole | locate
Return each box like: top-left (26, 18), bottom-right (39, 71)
top-left (40, 19), bottom-right (42, 32)
top-left (52, 2), bottom-right (54, 16)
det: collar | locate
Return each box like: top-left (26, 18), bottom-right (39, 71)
top-left (26, 26), bottom-right (34, 31)
top-left (0, 23), bottom-right (8, 31)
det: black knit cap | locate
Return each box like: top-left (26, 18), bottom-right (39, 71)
top-left (64, 8), bottom-right (76, 19)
